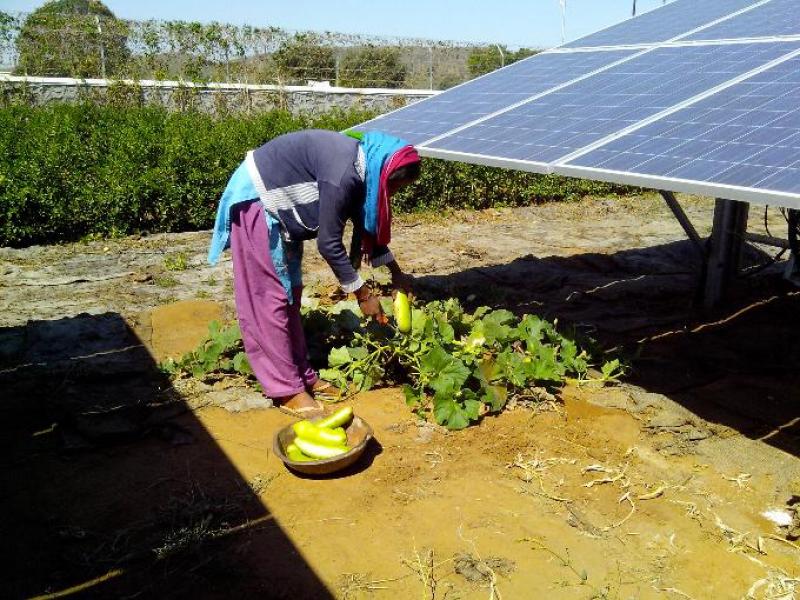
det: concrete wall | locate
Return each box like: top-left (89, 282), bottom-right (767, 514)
top-left (0, 75), bottom-right (437, 115)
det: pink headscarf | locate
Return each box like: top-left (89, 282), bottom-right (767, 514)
top-left (366, 145), bottom-right (420, 255)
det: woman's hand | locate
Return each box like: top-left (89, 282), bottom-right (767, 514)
top-left (354, 285), bottom-right (387, 324)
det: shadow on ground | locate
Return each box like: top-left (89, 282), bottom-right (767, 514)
top-left (416, 239), bottom-right (800, 459)
top-left (0, 313), bottom-right (333, 599)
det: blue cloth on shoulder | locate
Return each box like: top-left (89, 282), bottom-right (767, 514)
top-left (207, 160), bottom-right (302, 303)
top-left (360, 132), bottom-right (410, 235)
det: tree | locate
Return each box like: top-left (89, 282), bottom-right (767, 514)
top-left (467, 45), bottom-right (506, 78)
top-left (15, 0), bottom-right (129, 78)
top-left (467, 45), bottom-right (540, 78)
top-left (510, 47), bottom-right (539, 63)
top-left (339, 45), bottom-right (406, 89)
top-left (273, 33), bottom-right (335, 84)
top-left (0, 12), bottom-right (17, 68)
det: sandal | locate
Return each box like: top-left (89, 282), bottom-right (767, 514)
top-left (273, 397), bottom-right (327, 419)
top-left (309, 380), bottom-right (343, 402)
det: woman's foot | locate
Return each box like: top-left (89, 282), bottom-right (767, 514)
top-left (308, 380), bottom-right (342, 401)
top-left (274, 391), bottom-right (325, 417)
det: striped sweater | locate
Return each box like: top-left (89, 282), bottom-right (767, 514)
top-left (245, 129), bottom-right (393, 293)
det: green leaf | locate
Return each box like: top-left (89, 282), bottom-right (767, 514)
top-left (471, 306), bottom-right (492, 320)
top-left (560, 339), bottom-right (577, 366)
top-left (402, 384), bottom-right (422, 407)
top-left (319, 368), bottom-right (347, 390)
top-left (411, 308), bottom-right (430, 337)
top-left (432, 389), bottom-right (482, 430)
top-left (601, 359), bottom-right (622, 379)
top-left (481, 382), bottom-right (508, 412)
top-left (436, 316), bottom-right (455, 343)
top-left (232, 351), bottom-right (252, 375)
top-left (496, 350), bottom-right (528, 388)
top-left (352, 370), bottom-right (373, 392)
top-left (379, 297), bottom-right (394, 315)
top-left (464, 398), bottom-right (482, 420)
top-left (328, 346), bottom-right (353, 367)
top-left (475, 357), bottom-right (502, 384)
top-left (526, 346), bottom-right (564, 383)
top-left (433, 394), bottom-right (471, 430)
top-left (518, 314), bottom-right (548, 351)
top-left (420, 346), bottom-right (470, 395)
top-left (347, 346), bottom-right (369, 361)
top-left (160, 358), bottom-right (179, 375)
top-left (481, 309), bottom-right (515, 344)
top-left (463, 322), bottom-right (487, 350)
top-left (328, 299), bottom-right (362, 316)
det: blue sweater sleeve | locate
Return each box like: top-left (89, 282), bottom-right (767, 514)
top-left (317, 181), bottom-right (364, 293)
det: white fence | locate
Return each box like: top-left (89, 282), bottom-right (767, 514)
top-left (0, 74), bottom-right (438, 115)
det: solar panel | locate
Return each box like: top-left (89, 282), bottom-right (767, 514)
top-left (685, 0), bottom-right (800, 41)
top-left (558, 50), bottom-right (800, 207)
top-left (351, 0), bottom-right (800, 304)
top-left (563, 0), bottom-right (758, 48)
top-left (354, 0), bottom-right (800, 210)
top-left (426, 43), bottom-right (798, 166)
top-left (354, 49), bottom-right (634, 145)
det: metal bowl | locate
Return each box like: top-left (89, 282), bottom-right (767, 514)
top-left (272, 413), bottom-right (374, 476)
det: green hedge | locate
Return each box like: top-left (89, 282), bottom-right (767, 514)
top-left (0, 104), bottom-right (635, 246)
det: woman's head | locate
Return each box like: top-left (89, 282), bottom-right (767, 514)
top-left (387, 161), bottom-right (421, 194)
top-left (358, 133), bottom-right (419, 253)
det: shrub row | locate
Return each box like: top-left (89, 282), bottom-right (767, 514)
top-left (0, 104), bottom-right (635, 247)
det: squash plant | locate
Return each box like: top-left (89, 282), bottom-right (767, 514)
top-left (311, 297), bottom-right (622, 430)
top-left (162, 297), bottom-right (623, 431)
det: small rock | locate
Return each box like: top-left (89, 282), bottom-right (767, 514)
top-left (414, 427), bottom-right (434, 444)
top-left (221, 393), bottom-right (273, 413)
top-left (131, 271), bottom-right (153, 283)
top-left (627, 389), bottom-right (664, 411)
top-left (384, 422), bottom-right (409, 434)
top-left (684, 427), bottom-right (710, 441)
top-left (646, 412), bottom-right (691, 429)
top-left (454, 553), bottom-right (515, 583)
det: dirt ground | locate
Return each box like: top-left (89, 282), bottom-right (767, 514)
top-left (1, 193), bottom-right (799, 599)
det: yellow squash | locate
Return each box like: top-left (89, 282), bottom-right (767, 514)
top-left (394, 291), bottom-right (412, 333)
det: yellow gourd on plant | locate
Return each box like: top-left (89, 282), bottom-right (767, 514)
top-left (394, 291), bottom-right (412, 333)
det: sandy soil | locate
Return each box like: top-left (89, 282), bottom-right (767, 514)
top-left (1, 194), bottom-right (799, 599)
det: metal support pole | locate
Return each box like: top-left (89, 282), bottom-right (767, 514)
top-left (427, 46), bottom-right (433, 90)
top-left (495, 44), bottom-right (505, 68)
top-left (703, 199), bottom-right (749, 309)
top-left (95, 15), bottom-right (106, 80)
top-left (659, 190), bottom-right (705, 259)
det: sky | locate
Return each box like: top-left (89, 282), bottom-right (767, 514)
top-left (1, 0), bottom-right (672, 48)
